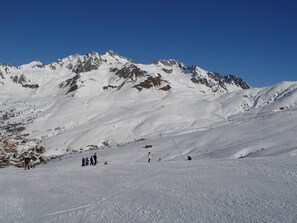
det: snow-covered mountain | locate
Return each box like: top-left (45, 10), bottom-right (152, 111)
top-left (0, 51), bottom-right (297, 167)
top-left (0, 50), bottom-right (249, 98)
top-left (1, 51), bottom-right (297, 223)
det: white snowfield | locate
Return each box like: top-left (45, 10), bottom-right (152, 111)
top-left (1, 52), bottom-right (297, 222)
top-left (0, 152), bottom-right (297, 223)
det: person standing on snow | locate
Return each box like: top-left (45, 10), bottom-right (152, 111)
top-left (82, 157), bottom-right (85, 166)
top-left (148, 152), bottom-right (152, 163)
top-left (90, 156), bottom-right (94, 166)
top-left (93, 153), bottom-right (97, 165)
top-left (24, 156), bottom-right (31, 170)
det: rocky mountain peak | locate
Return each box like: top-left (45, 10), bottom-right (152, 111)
top-left (189, 67), bottom-right (250, 94)
top-left (224, 75), bottom-right (250, 90)
top-left (153, 59), bottom-right (183, 68)
top-left (107, 50), bottom-right (119, 57)
top-left (72, 53), bottom-right (102, 74)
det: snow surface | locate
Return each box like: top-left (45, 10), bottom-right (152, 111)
top-left (1, 151), bottom-right (297, 223)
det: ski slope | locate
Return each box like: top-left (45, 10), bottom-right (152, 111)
top-left (1, 149), bottom-right (297, 223)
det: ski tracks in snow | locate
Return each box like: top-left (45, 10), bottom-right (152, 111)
top-left (40, 199), bottom-right (109, 222)
top-left (44, 203), bottom-right (96, 217)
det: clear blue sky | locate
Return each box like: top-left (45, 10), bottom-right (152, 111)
top-left (0, 0), bottom-right (296, 87)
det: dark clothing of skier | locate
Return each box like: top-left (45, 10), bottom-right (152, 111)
top-left (90, 156), bottom-right (94, 166)
top-left (187, 156), bottom-right (192, 161)
top-left (93, 153), bottom-right (97, 165)
top-left (24, 157), bottom-right (31, 170)
top-left (82, 157), bottom-right (85, 166)
top-left (148, 152), bottom-right (151, 163)
top-left (86, 157), bottom-right (89, 166)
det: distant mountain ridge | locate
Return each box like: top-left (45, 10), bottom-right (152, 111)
top-left (0, 51), bottom-right (250, 97)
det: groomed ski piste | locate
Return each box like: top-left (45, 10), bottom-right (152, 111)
top-left (1, 53), bottom-right (297, 222)
top-left (1, 145), bottom-right (297, 222)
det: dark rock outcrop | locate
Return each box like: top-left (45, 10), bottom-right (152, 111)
top-left (59, 74), bottom-right (80, 94)
top-left (115, 64), bottom-right (147, 80)
top-left (11, 74), bottom-right (40, 89)
top-left (133, 74), bottom-right (170, 91)
top-left (190, 69), bottom-right (250, 93)
top-left (0, 71), bottom-right (4, 79)
top-left (162, 68), bottom-right (173, 74)
top-left (72, 52), bottom-right (102, 74)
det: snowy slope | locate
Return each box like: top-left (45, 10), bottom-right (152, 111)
top-left (0, 151), bottom-right (297, 223)
top-left (0, 51), bottom-right (296, 161)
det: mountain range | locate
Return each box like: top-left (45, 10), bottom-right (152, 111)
top-left (0, 50), bottom-right (250, 97)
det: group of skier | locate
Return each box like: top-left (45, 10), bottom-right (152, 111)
top-left (24, 152), bottom-right (37, 170)
top-left (82, 153), bottom-right (97, 166)
top-left (80, 149), bottom-right (191, 166)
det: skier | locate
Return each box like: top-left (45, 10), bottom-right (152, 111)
top-left (30, 152), bottom-right (36, 168)
top-left (187, 155), bottom-right (192, 161)
top-left (24, 156), bottom-right (31, 170)
top-left (90, 156), bottom-right (94, 166)
top-left (148, 152), bottom-right (152, 163)
top-left (93, 153), bottom-right (97, 165)
top-left (82, 157), bottom-right (85, 166)
top-left (86, 157), bottom-right (89, 166)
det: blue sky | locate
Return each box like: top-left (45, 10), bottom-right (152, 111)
top-left (0, 0), bottom-right (296, 87)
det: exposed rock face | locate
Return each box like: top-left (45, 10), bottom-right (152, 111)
top-left (153, 59), bottom-right (180, 67)
top-left (223, 75), bottom-right (250, 90)
top-left (59, 74), bottom-right (80, 94)
top-left (103, 85), bottom-right (117, 90)
top-left (32, 63), bottom-right (45, 69)
top-left (22, 84), bottom-right (39, 89)
top-left (72, 52), bottom-right (102, 74)
top-left (133, 74), bottom-right (169, 91)
top-left (11, 74), bottom-right (39, 89)
top-left (115, 64), bottom-right (147, 80)
top-left (191, 72), bottom-right (228, 93)
top-left (190, 69), bottom-right (250, 93)
top-left (159, 84), bottom-right (171, 91)
top-left (0, 71), bottom-right (4, 79)
top-left (12, 74), bottom-right (27, 85)
top-left (0, 63), bottom-right (14, 74)
top-left (162, 68), bottom-right (173, 74)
